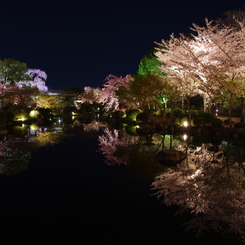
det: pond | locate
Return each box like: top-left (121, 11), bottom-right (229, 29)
top-left (0, 119), bottom-right (244, 244)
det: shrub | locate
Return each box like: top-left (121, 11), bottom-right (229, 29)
top-left (136, 112), bottom-right (148, 122)
top-left (189, 110), bottom-right (198, 117)
top-left (223, 119), bottom-right (233, 126)
top-left (165, 108), bottom-right (171, 114)
top-left (211, 118), bottom-right (223, 127)
top-left (234, 122), bottom-right (245, 128)
top-left (6, 105), bottom-right (29, 121)
top-left (154, 109), bottom-right (163, 116)
top-left (192, 116), bottom-right (207, 126)
top-left (180, 116), bottom-right (189, 126)
top-left (126, 109), bottom-right (142, 121)
top-left (173, 117), bottom-right (181, 125)
top-left (29, 110), bottom-right (40, 118)
top-left (198, 112), bottom-right (215, 123)
top-left (125, 125), bottom-right (138, 136)
top-left (0, 111), bottom-right (7, 125)
top-left (172, 108), bottom-right (184, 117)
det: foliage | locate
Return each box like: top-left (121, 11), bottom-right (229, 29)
top-left (100, 74), bottom-right (131, 111)
top-left (189, 110), bottom-right (198, 117)
top-left (78, 86), bottom-right (102, 104)
top-left (234, 122), bottom-right (245, 128)
top-left (0, 111), bottom-right (7, 125)
top-left (198, 112), bottom-right (215, 123)
top-left (17, 69), bottom-right (48, 92)
top-left (33, 94), bottom-right (66, 109)
top-left (0, 58), bottom-right (29, 85)
top-left (116, 73), bottom-right (177, 110)
top-left (180, 116), bottom-right (188, 125)
top-left (5, 104), bottom-right (29, 121)
top-left (137, 46), bottom-right (165, 75)
top-left (172, 108), bottom-right (184, 117)
top-left (136, 112), bottom-right (149, 122)
top-left (34, 132), bottom-right (64, 147)
top-left (192, 116), bottom-right (207, 126)
top-left (126, 109), bottom-right (142, 121)
top-left (210, 118), bottom-right (223, 127)
top-left (156, 12), bottom-right (245, 119)
top-left (0, 146), bottom-right (31, 175)
top-left (124, 125), bottom-right (139, 136)
top-left (29, 109), bottom-right (40, 118)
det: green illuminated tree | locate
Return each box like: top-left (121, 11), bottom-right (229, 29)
top-left (137, 46), bottom-right (165, 75)
top-left (0, 58), bottom-right (29, 85)
top-left (137, 47), bottom-right (165, 76)
top-left (116, 73), bottom-right (177, 110)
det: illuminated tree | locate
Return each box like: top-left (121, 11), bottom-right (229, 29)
top-left (33, 94), bottom-right (65, 109)
top-left (137, 47), bottom-right (165, 75)
top-left (78, 86), bottom-right (102, 104)
top-left (17, 69), bottom-right (48, 92)
top-left (0, 58), bottom-right (29, 85)
top-left (156, 33), bottom-right (216, 111)
top-left (156, 13), bottom-right (245, 121)
top-left (99, 74), bottom-right (131, 111)
top-left (116, 73), bottom-right (178, 110)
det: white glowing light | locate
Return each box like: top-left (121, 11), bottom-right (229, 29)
top-left (183, 134), bottom-right (188, 141)
top-left (183, 121), bottom-right (188, 127)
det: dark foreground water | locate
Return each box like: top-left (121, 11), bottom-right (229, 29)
top-left (0, 126), bottom-right (243, 244)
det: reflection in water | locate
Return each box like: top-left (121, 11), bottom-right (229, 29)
top-left (2, 118), bottom-right (245, 242)
top-left (152, 141), bottom-right (245, 242)
top-left (97, 125), bottom-right (245, 243)
top-left (34, 132), bottom-right (64, 147)
top-left (83, 119), bottom-right (106, 132)
top-left (0, 140), bottom-right (31, 175)
top-left (98, 128), bottom-right (138, 165)
top-left (0, 120), bottom-right (68, 175)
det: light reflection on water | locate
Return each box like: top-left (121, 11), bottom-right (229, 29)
top-left (0, 119), bottom-right (244, 244)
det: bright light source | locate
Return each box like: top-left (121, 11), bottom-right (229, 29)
top-left (183, 121), bottom-right (188, 127)
top-left (183, 134), bottom-right (188, 141)
top-left (29, 110), bottom-right (39, 118)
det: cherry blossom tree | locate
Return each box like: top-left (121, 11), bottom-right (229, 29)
top-left (17, 69), bottom-right (48, 92)
top-left (78, 86), bottom-right (102, 104)
top-left (156, 13), bottom-right (245, 120)
top-left (156, 35), bottom-right (209, 110)
top-left (99, 74), bottom-right (131, 111)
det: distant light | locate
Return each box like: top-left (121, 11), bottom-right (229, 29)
top-left (183, 134), bottom-right (188, 141)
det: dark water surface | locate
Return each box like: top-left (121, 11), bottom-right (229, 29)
top-left (0, 127), bottom-right (243, 244)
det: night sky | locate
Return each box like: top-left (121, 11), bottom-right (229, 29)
top-left (0, 0), bottom-right (244, 90)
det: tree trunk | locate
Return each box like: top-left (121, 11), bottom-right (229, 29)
top-left (240, 97), bottom-right (245, 123)
top-left (203, 94), bottom-right (207, 112)
top-left (228, 96), bottom-right (233, 127)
